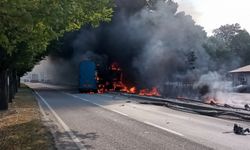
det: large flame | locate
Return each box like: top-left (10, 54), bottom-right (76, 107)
top-left (139, 87), bottom-right (161, 96)
top-left (95, 62), bottom-right (161, 97)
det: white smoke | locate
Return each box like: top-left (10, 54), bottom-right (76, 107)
top-left (194, 72), bottom-right (250, 108)
top-left (129, 1), bottom-right (209, 86)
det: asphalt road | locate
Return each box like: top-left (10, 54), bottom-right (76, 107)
top-left (27, 83), bottom-right (250, 150)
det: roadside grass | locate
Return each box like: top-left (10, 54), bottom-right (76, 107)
top-left (0, 84), bottom-right (55, 150)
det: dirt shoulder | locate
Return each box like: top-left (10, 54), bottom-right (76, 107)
top-left (0, 84), bottom-right (56, 150)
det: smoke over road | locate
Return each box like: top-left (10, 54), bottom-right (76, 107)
top-left (43, 0), bottom-right (211, 88)
top-left (25, 0), bottom-right (250, 109)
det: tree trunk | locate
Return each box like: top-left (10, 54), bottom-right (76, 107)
top-left (17, 76), bottom-right (20, 88)
top-left (8, 70), bottom-right (14, 103)
top-left (6, 72), bottom-right (10, 103)
top-left (0, 70), bottom-right (8, 110)
top-left (13, 71), bottom-right (18, 93)
top-left (13, 70), bottom-right (18, 93)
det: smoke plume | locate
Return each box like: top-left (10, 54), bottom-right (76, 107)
top-left (32, 0), bottom-right (216, 92)
top-left (24, 0), bottom-right (250, 108)
top-left (46, 0), bottom-right (209, 88)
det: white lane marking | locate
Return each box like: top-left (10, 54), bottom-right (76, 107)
top-left (34, 91), bottom-right (86, 150)
top-left (64, 93), bottom-right (101, 107)
top-left (65, 93), bottom-right (184, 137)
top-left (128, 103), bottom-right (189, 120)
top-left (143, 121), bottom-right (184, 137)
top-left (111, 110), bottom-right (129, 116)
top-left (63, 92), bottom-right (129, 117)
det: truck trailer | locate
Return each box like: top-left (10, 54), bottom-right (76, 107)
top-left (79, 60), bottom-right (98, 93)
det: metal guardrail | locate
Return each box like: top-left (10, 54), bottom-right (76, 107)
top-left (113, 92), bottom-right (250, 120)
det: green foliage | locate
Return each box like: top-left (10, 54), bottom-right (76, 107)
top-left (230, 30), bottom-right (250, 65)
top-left (204, 23), bottom-right (250, 70)
top-left (213, 23), bottom-right (241, 44)
top-left (0, 0), bottom-right (113, 75)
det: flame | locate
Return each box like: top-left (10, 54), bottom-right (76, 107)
top-left (139, 87), bottom-right (161, 96)
top-left (98, 84), bottom-right (106, 94)
top-left (119, 86), bottom-right (137, 94)
top-left (203, 95), bottom-right (219, 105)
top-left (129, 86), bottom-right (137, 93)
top-left (94, 62), bottom-right (160, 97)
top-left (110, 62), bottom-right (121, 71)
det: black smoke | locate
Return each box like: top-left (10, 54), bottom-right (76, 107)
top-left (46, 0), bottom-right (210, 88)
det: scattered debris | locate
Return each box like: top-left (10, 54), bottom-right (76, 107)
top-left (224, 104), bottom-right (232, 108)
top-left (233, 124), bottom-right (250, 135)
top-left (208, 100), bottom-right (217, 105)
top-left (245, 104), bottom-right (250, 111)
top-left (126, 100), bottom-right (131, 103)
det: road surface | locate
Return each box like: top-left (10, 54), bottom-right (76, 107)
top-left (27, 83), bottom-right (250, 150)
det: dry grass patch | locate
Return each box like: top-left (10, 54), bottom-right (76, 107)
top-left (0, 85), bottom-right (55, 150)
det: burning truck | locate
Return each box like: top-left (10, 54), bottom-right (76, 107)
top-left (79, 60), bottom-right (160, 96)
top-left (79, 60), bottom-right (133, 93)
top-left (78, 60), bottom-right (235, 107)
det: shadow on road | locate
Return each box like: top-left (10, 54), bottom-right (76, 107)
top-left (53, 130), bottom-right (99, 149)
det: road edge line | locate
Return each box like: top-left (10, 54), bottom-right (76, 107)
top-left (34, 91), bottom-right (86, 150)
top-left (63, 92), bottom-right (129, 117)
top-left (144, 121), bottom-right (184, 137)
top-left (111, 110), bottom-right (129, 116)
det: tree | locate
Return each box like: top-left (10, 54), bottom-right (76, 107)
top-left (204, 23), bottom-right (250, 71)
top-left (230, 30), bottom-right (250, 65)
top-left (213, 23), bottom-right (241, 44)
top-left (0, 0), bottom-right (113, 110)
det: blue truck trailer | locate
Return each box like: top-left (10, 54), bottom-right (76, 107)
top-left (79, 60), bottom-right (98, 93)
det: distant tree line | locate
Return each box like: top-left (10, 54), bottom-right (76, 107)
top-left (203, 23), bottom-right (250, 72)
top-left (0, 0), bottom-right (113, 110)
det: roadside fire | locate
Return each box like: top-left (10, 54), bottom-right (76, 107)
top-left (96, 62), bottom-right (161, 96)
top-left (139, 87), bottom-right (161, 96)
top-left (119, 86), bottom-right (137, 94)
top-left (203, 95), bottom-right (219, 105)
top-left (109, 63), bottom-right (161, 96)
top-left (129, 87), bottom-right (137, 94)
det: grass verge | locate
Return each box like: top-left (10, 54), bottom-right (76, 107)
top-left (0, 84), bottom-right (55, 150)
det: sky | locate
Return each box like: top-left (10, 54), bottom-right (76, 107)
top-left (175, 0), bottom-right (250, 35)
